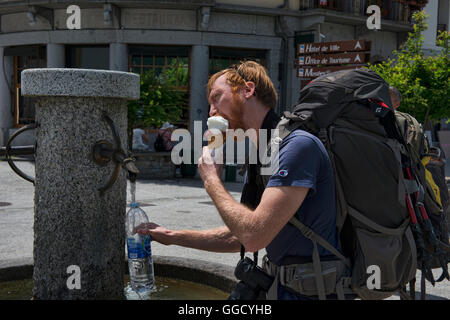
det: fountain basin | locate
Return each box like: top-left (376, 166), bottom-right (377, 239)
top-left (0, 256), bottom-right (237, 300)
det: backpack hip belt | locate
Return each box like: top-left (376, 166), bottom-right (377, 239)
top-left (262, 255), bottom-right (352, 300)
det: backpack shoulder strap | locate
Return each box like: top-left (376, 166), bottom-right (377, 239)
top-left (289, 216), bottom-right (350, 268)
top-left (289, 215), bottom-right (351, 300)
top-left (260, 116), bottom-right (350, 267)
top-left (395, 111), bottom-right (409, 142)
top-left (259, 117), bottom-right (307, 187)
top-left (395, 111), bottom-right (425, 158)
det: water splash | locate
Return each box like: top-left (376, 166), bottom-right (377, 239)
top-left (124, 283), bottom-right (154, 300)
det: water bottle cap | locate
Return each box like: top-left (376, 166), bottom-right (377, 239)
top-left (130, 202), bottom-right (140, 208)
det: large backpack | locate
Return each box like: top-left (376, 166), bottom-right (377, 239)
top-left (395, 112), bottom-right (448, 214)
top-left (395, 111), bottom-right (450, 297)
top-left (259, 68), bottom-right (449, 300)
top-left (396, 111), bottom-right (449, 215)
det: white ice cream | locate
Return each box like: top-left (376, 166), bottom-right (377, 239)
top-left (207, 116), bottom-right (229, 132)
top-left (206, 116), bottom-right (229, 151)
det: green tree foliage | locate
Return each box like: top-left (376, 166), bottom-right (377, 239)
top-left (128, 59), bottom-right (188, 133)
top-left (368, 10), bottom-right (449, 124)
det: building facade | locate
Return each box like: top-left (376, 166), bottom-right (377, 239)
top-left (0, 0), bottom-right (444, 147)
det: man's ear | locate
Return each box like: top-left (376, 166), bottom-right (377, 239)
top-left (244, 82), bottom-right (256, 99)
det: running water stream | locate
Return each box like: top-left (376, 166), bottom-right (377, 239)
top-left (130, 181), bottom-right (136, 204)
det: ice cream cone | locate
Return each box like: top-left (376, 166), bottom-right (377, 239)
top-left (207, 131), bottom-right (226, 149)
top-left (206, 116), bottom-right (229, 150)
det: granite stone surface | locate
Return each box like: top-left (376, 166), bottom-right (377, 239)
top-left (21, 68), bottom-right (140, 100)
top-left (21, 69), bottom-right (139, 299)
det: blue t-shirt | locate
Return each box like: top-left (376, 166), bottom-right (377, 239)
top-left (265, 129), bottom-right (340, 264)
top-left (264, 129), bottom-right (341, 300)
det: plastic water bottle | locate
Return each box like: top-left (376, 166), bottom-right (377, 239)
top-left (126, 202), bottom-right (155, 296)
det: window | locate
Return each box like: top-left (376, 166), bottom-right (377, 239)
top-left (10, 45), bottom-right (46, 127)
top-left (295, 32), bottom-right (315, 53)
top-left (128, 46), bottom-right (190, 129)
top-left (209, 47), bottom-right (266, 75)
top-left (66, 45), bottom-right (109, 69)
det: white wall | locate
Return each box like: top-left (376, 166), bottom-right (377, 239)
top-left (422, 0), bottom-right (439, 50)
top-left (320, 23), bottom-right (355, 42)
top-left (362, 30), bottom-right (398, 61)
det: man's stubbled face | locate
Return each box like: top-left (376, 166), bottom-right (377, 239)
top-left (208, 74), bottom-right (247, 131)
top-left (228, 92), bottom-right (246, 131)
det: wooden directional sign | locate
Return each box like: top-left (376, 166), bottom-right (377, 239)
top-left (297, 40), bottom-right (371, 55)
top-left (297, 52), bottom-right (370, 67)
top-left (297, 65), bottom-right (365, 78)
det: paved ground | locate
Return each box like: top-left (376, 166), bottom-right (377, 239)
top-left (0, 159), bottom-right (449, 300)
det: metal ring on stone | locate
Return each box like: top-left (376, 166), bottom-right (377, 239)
top-left (98, 163), bottom-right (121, 195)
top-left (96, 113), bottom-right (129, 194)
top-left (102, 112), bottom-right (122, 148)
top-left (5, 123), bottom-right (37, 185)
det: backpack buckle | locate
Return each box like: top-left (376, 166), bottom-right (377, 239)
top-left (319, 128), bottom-right (328, 144)
top-left (299, 113), bottom-right (309, 121)
top-left (328, 126), bottom-right (335, 145)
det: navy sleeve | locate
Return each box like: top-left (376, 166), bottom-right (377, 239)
top-left (266, 133), bottom-right (322, 197)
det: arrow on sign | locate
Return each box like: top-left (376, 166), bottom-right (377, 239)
top-left (296, 52), bottom-right (370, 67)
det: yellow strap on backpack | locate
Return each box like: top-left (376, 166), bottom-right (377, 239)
top-left (422, 156), bottom-right (443, 207)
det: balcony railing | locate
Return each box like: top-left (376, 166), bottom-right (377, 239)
top-left (298, 0), bottom-right (428, 24)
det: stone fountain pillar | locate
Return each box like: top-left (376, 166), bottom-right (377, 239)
top-left (21, 69), bottom-right (140, 299)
